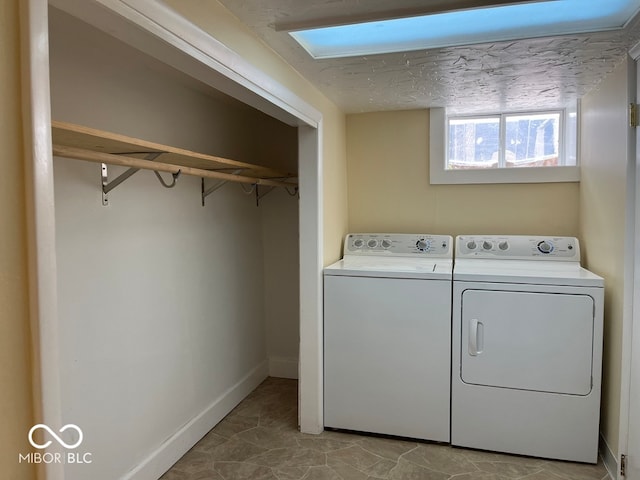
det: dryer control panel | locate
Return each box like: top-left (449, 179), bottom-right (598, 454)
top-left (345, 233), bottom-right (453, 258)
top-left (456, 235), bottom-right (580, 261)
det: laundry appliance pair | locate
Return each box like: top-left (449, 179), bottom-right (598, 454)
top-left (323, 233), bottom-right (603, 463)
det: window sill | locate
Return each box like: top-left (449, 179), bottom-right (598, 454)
top-left (429, 165), bottom-right (580, 184)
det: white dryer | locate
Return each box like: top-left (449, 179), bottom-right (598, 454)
top-left (324, 233), bottom-right (453, 442)
top-left (451, 235), bottom-right (604, 463)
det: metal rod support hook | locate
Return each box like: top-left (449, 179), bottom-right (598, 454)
top-left (154, 169), bottom-right (181, 188)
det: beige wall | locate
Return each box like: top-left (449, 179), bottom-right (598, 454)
top-left (580, 57), bottom-right (632, 457)
top-left (347, 110), bottom-right (580, 237)
top-left (163, 0), bottom-right (348, 264)
top-left (0, 1), bottom-right (36, 478)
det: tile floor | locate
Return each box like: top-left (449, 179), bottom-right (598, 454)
top-left (160, 377), bottom-right (610, 480)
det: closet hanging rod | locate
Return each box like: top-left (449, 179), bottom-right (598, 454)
top-left (52, 145), bottom-right (297, 188)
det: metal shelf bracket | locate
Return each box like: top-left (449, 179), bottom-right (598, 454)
top-left (256, 185), bottom-right (275, 207)
top-left (254, 184), bottom-right (298, 206)
top-left (201, 169), bottom-right (244, 206)
top-left (101, 152), bottom-right (163, 206)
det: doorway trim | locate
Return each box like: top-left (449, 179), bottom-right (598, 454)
top-left (617, 44), bottom-right (640, 480)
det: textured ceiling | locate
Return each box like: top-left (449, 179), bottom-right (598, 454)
top-left (217, 0), bottom-right (640, 114)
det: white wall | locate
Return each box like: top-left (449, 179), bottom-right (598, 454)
top-left (49, 8), bottom-right (297, 479)
top-left (261, 190), bottom-right (300, 378)
top-left (580, 56), bottom-right (633, 465)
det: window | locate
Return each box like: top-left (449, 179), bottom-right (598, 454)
top-left (429, 107), bottom-right (579, 184)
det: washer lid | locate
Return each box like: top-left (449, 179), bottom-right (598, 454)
top-left (325, 256), bottom-right (453, 280)
top-left (454, 259), bottom-right (603, 287)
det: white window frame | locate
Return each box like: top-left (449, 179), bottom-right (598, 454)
top-left (429, 106), bottom-right (580, 184)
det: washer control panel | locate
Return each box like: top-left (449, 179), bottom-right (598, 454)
top-left (456, 235), bottom-right (580, 261)
top-left (345, 233), bottom-right (453, 257)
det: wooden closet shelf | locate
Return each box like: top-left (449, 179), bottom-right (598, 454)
top-left (51, 121), bottom-right (298, 188)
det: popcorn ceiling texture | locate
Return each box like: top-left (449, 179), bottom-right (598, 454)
top-left (218, 0), bottom-right (640, 113)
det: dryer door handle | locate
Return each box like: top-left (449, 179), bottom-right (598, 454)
top-left (469, 318), bottom-right (484, 356)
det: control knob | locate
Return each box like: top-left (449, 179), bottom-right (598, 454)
top-left (353, 238), bottom-right (364, 248)
top-left (498, 241), bottom-right (509, 251)
top-left (466, 240), bottom-right (477, 250)
top-left (381, 239), bottom-right (392, 249)
top-left (537, 240), bottom-right (553, 254)
top-left (367, 239), bottom-right (378, 248)
top-left (482, 241), bottom-right (493, 251)
top-left (416, 239), bottom-right (430, 251)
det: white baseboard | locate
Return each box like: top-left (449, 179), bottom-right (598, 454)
top-left (600, 433), bottom-right (618, 480)
top-left (122, 360), bottom-right (269, 480)
top-left (269, 356), bottom-right (299, 379)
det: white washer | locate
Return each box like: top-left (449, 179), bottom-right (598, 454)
top-left (451, 235), bottom-right (604, 463)
top-left (324, 233), bottom-right (453, 442)
top-left (324, 234), bottom-right (453, 442)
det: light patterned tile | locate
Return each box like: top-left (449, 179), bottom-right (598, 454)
top-left (446, 472), bottom-right (512, 480)
top-left (518, 471), bottom-right (569, 480)
top-left (274, 466), bottom-right (311, 480)
top-left (250, 447), bottom-right (327, 469)
top-left (541, 460), bottom-right (609, 480)
top-left (159, 470), bottom-right (186, 480)
top-left (229, 400), bottom-right (264, 419)
top-left (214, 461), bottom-right (278, 480)
top-left (237, 426), bottom-right (299, 449)
top-left (210, 437), bottom-right (267, 462)
top-left (302, 465), bottom-right (344, 480)
top-left (297, 437), bottom-right (356, 453)
top-left (327, 445), bottom-right (383, 471)
top-left (362, 458), bottom-right (397, 478)
top-left (262, 407), bottom-right (298, 430)
top-left (317, 430), bottom-right (367, 443)
top-left (402, 444), bottom-right (479, 476)
top-left (193, 431), bottom-right (227, 454)
top-left (388, 457), bottom-right (449, 480)
top-left (472, 461), bottom-right (544, 478)
top-left (188, 468), bottom-right (225, 480)
top-left (326, 458), bottom-right (369, 480)
top-left (357, 437), bottom-right (418, 461)
top-left (212, 414), bottom-right (259, 438)
top-left (169, 449), bottom-right (213, 474)
top-left (461, 450), bottom-right (546, 468)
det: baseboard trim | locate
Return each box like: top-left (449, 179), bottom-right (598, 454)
top-left (600, 433), bottom-right (618, 480)
top-left (122, 359), bottom-right (269, 480)
top-left (269, 356), bottom-right (299, 379)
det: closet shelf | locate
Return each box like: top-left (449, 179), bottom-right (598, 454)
top-left (51, 121), bottom-right (298, 188)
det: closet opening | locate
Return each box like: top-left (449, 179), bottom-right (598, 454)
top-left (46, 7), bottom-right (303, 478)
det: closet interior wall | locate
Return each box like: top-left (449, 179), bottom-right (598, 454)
top-left (48, 8), bottom-right (299, 480)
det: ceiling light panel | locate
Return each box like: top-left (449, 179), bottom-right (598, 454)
top-left (275, 0), bottom-right (550, 31)
top-left (289, 0), bottom-right (640, 59)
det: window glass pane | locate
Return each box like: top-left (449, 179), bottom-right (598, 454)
top-left (504, 112), bottom-right (560, 168)
top-left (447, 117), bottom-right (500, 170)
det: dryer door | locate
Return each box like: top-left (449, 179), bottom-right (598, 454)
top-left (460, 289), bottom-right (594, 395)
